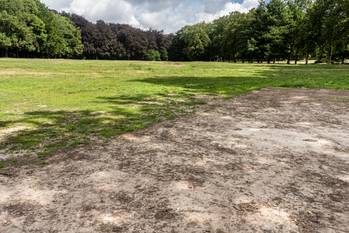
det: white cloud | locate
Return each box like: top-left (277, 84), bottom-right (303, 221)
top-left (69, 0), bottom-right (141, 26)
top-left (198, 0), bottom-right (259, 21)
top-left (41, 0), bottom-right (259, 33)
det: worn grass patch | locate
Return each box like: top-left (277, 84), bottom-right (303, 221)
top-left (0, 58), bottom-right (349, 162)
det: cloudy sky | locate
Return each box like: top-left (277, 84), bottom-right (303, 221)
top-left (42, 0), bottom-right (259, 33)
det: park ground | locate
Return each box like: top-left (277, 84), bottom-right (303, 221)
top-left (0, 88), bottom-right (348, 232)
top-left (0, 59), bottom-right (348, 232)
top-left (0, 59), bottom-right (348, 162)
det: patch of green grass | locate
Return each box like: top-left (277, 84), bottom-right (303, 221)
top-left (0, 59), bottom-right (349, 160)
top-left (0, 159), bottom-right (17, 169)
top-left (0, 160), bottom-right (5, 169)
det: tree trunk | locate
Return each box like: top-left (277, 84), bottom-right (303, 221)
top-left (328, 45), bottom-right (333, 64)
top-left (305, 53), bottom-right (309, 65)
top-left (317, 46), bottom-right (324, 62)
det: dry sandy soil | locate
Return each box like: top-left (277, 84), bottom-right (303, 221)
top-left (0, 88), bottom-right (348, 233)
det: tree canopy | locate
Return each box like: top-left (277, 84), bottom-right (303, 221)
top-left (0, 0), bottom-right (348, 63)
top-left (66, 13), bottom-right (172, 60)
top-left (170, 0), bottom-right (349, 63)
top-left (0, 0), bottom-right (82, 58)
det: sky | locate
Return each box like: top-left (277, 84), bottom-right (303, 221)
top-left (41, 0), bottom-right (259, 33)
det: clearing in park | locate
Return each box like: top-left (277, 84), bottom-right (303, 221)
top-left (0, 59), bottom-right (348, 232)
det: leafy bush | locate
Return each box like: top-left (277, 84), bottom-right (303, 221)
top-left (144, 50), bottom-right (161, 61)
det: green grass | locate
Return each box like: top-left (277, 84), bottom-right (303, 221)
top-left (0, 58), bottom-right (349, 160)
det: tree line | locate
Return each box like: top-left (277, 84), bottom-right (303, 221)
top-left (65, 13), bottom-right (172, 60)
top-left (0, 0), bottom-right (172, 60)
top-left (171, 0), bottom-right (349, 63)
top-left (1, 0), bottom-right (348, 63)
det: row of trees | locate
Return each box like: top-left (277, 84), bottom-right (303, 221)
top-left (0, 0), bottom-right (172, 60)
top-left (66, 14), bottom-right (172, 60)
top-left (170, 0), bottom-right (349, 63)
top-left (1, 0), bottom-right (348, 62)
top-left (0, 0), bottom-right (83, 58)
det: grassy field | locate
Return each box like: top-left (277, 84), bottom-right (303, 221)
top-left (1, 58), bottom-right (349, 163)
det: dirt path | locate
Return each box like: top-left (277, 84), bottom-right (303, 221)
top-left (1, 88), bottom-right (348, 233)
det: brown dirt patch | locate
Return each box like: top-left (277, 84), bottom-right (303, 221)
top-left (0, 88), bottom-right (348, 232)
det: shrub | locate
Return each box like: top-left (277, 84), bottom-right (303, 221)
top-left (144, 50), bottom-right (161, 61)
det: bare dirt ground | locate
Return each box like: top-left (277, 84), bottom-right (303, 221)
top-left (0, 88), bottom-right (348, 233)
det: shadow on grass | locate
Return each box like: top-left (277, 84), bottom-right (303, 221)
top-left (1, 64), bottom-right (348, 166)
top-left (0, 93), bottom-right (203, 162)
top-left (135, 76), bottom-right (277, 95)
top-left (134, 65), bottom-right (349, 93)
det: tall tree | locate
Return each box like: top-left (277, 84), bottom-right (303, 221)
top-left (0, 0), bottom-right (82, 58)
top-left (68, 14), bottom-right (171, 60)
top-left (170, 23), bottom-right (210, 61)
top-left (307, 0), bottom-right (348, 63)
top-left (222, 12), bottom-right (255, 62)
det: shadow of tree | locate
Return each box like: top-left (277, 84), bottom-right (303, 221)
top-left (134, 76), bottom-right (277, 95)
top-left (0, 93), bottom-right (203, 161)
top-left (1, 64), bottom-right (348, 166)
top-left (134, 65), bottom-right (349, 94)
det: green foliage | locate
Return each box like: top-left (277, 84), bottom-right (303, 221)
top-left (171, 23), bottom-right (211, 60)
top-left (160, 48), bottom-right (169, 61)
top-left (170, 0), bottom-right (349, 63)
top-left (209, 11), bottom-right (255, 61)
top-left (0, 32), bottom-right (11, 48)
top-left (1, 0), bottom-right (347, 62)
top-left (0, 11), bottom-right (35, 52)
top-left (44, 13), bottom-right (83, 57)
top-left (0, 0), bottom-right (82, 57)
top-left (306, 0), bottom-right (349, 63)
top-left (144, 50), bottom-right (161, 61)
top-left (67, 14), bottom-right (172, 60)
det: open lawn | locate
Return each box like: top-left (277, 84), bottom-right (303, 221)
top-left (0, 59), bottom-right (349, 162)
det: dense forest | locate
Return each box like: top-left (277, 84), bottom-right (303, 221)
top-left (0, 0), bottom-right (348, 63)
top-left (66, 13), bottom-right (172, 60)
top-left (171, 0), bottom-right (349, 63)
